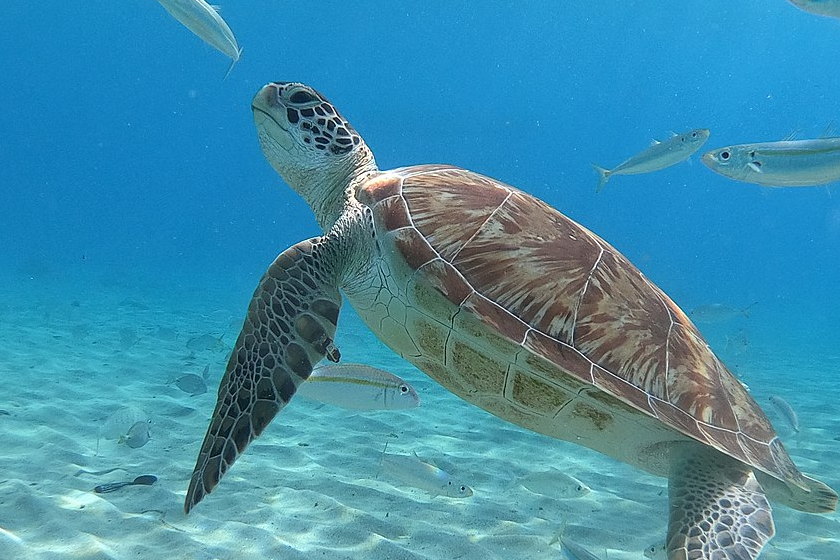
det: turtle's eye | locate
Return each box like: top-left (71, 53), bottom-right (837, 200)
top-left (289, 90), bottom-right (316, 104)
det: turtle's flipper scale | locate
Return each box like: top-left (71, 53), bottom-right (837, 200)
top-left (667, 446), bottom-right (774, 560)
top-left (184, 237), bottom-right (341, 513)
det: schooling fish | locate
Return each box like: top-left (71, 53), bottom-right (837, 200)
top-left (788, 0), bottom-right (840, 18)
top-left (296, 363), bottom-right (420, 410)
top-left (702, 137), bottom-right (840, 187)
top-left (514, 468), bottom-right (591, 499)
top-left (593, 128), bottom-right (710, 191)
top-left (380, 452), bottom-right (473, 498)
top-left (155, 0), bottom-right (242, 73)
top-left (768, 395), bottom-right (801, 433)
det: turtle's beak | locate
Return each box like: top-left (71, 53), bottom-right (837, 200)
top-left (252, 83), bottom-right (284, 116)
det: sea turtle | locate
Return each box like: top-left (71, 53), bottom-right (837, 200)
top-left (184, 82), bottom-right (837, 559)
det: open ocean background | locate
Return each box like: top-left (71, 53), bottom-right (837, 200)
top-left (1, 1), bottom-right (838, 559)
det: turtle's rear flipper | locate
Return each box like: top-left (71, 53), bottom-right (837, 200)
top-left (184, 237), bottom-right (342, 513)
top-left (667, 446), bottom-right (775, 560)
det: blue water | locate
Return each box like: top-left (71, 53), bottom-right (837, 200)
top-left (1, 1), bottom-right (839, 558)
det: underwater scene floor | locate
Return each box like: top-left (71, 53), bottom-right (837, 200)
top-left (0, 270), bottom-right (837, 560)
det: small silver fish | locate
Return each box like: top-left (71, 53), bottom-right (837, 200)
top-left (381, 453), bottom-right (473, 498)
top-left (688, 302), bottom-right (756, 323)
top-left (297, 363), bottom-right (420, 410)
top-left (516, 469), bottom-right (591, 499)
top-left (724, 329), bottom-right (750, 356)
top-left (702, 137), bottom-right (840, 187)
top-left (173, 374), bottom-right (208, 396)
top-left (644, 542), bottom-right (667, 560)
top-left (788, 0), bottom-right (840, 18)
top-left (119, 420), bottom-right (151, 449)
top-left (593, 128), bottom-right (710, 191)
top-left (156, 0), bottom-right (242, 72)
top-left (560, 537), bottom-right (602, 560)
top-left (769, 395), bottom-right (800, 433)
top-left (186, 333), bottom-right (226, 352)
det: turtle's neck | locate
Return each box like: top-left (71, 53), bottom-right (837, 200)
top-left (290, 145), bottom-right (378, 232)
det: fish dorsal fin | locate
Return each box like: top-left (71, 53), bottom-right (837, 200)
top-left (821, 121), bottom-right (837, 138)
top-left (782, 129), bottom-right (800, 142)
top-left (548, 517), bottom-right (568, 546)
top-left (650, 139), bottom-right (661, 146)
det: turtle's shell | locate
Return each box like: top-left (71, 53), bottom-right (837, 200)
top-left (355, 164), bottom-right (805, 488)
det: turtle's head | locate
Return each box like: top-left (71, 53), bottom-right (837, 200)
top-left (252, 82), bottom-right (376, 228)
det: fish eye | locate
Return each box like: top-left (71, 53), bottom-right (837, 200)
top-left (691, 131), bottom-right (697, 138)
top-left (289, 90), bottom-right (316, 104)
top-left (459, 485), bottom-right (467, 493)
top-left (576, 485), bottom-right (583, 491)
top-left (399, 384), bottom-right (409, 394)
top-left (719, 150), bottom-right (730, 161)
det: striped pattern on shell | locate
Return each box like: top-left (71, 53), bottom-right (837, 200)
top-left (357, 164), bottom-right (804, 488)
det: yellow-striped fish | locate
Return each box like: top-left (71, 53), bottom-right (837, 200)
top-left (702, 137), bottom-right (840, 187)
top-left (155, 0), bottom-right (242, 72)
top-left (296, 363), bottom-right (420, 410)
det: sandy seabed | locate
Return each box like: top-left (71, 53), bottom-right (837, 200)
top-left (0, 270), bottom-right (837, 560)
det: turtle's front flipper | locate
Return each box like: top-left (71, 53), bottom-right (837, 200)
top-left (185, 237), bottom-right (342, 513)
top-left (667, 446), bottom-right (775, 560)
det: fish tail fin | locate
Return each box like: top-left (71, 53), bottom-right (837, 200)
top-left (223, 49), bottom-right (241, 80)
top-left (376, 441), bottom-right (389, 477)
top-left (742, 301), bottom-right (759, 318)
top-left (592, 164), bottom-right (610, 192)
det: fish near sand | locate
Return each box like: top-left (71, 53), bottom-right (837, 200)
top-left (155, 0), bottom-right (242, 74)
top-left (186, 333), bottom-right (226, 352)
top-left (560, 538), bottom-right (602, 560)
top-left (593, 128), bottom-right (710, 191)
top-left (93, 475), bottom-right (158, 494)
top-left (788, 0), bottom-right (840, 18)
top-left (296, 363), bottom-right (420, 410)
top-left (172, 365), bottom-right (210, 396)
top-left (644, 542), bottom-right (667, 560)
top-left (703, 137), bottom-right (840, 187)
top-left (550, 524), bottom-right (603, 560)
top-left (380, 453), bottom-right (473, 498)
top-left (768, 395), bottom-right (800, 433)
top-left (119, 420), bottom-right (152, 449)
top-left (514, 468), bottom-right (591, 499)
